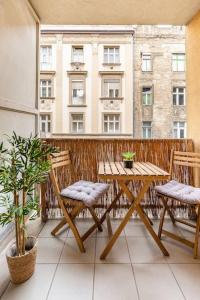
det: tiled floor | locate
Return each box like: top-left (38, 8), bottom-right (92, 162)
top-left (1, 218), bottom-right (200, 300)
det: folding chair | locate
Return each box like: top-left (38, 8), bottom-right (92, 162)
top-left (49, 150), bottom-right (109, 252)
top-left (155, 150), bottom-right (200, 258)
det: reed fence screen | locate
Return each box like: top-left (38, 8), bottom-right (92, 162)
top-left (41, 138), bottom-right (194, 220)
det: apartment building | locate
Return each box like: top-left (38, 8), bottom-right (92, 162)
top-left (40, 26), bottom-right (134, 138)
top-left (134, 25), bottom-right (186, 139)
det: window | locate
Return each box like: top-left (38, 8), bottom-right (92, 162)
top-left (72, 46), bottom-right (84, 63)
top-left (172, 54), bottom-right (185, 72)
top-left (142, 54), bottom-right (152, 72)
top-left (71, 80), bottom-right (85, 105)
top-left (142, 87), bottom-right (153, 105)
top-left (103, 114), bottom-right (120, 133)
top-left (71, 114), bottom-right (84, 133)
top-left (40, 46), bottom-right (52, 70)
top-left (104, 47), bottom-right (120, 64)
top-left (103, 78), bottom-right (121, 98)
top-left (40, 80), bottom-right (52, 98)
top-left (173, 87), bottom-right (185, 105)
top-left (142, 121), bottom-right (152, 139)
top-left (173, 121), bottom-right (186, 138)
top-left (40, 114), bottom-right (51, 133)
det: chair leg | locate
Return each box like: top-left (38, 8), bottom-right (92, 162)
top-left (88, 207), bottom-right (103, 232)
top-left (194, 205), bottom-right (200, 259)
top-left (158, 205), bottom-right (167, 239)
top-left (51, 217), bottom-right (66, 236)
top-left (61, 202), bottom-right (85, 253)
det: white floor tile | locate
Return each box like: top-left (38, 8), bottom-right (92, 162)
top-left (60, 237), bottom-right (96, 263)
top-left (68, 219), bottom-right (96, 238)
top-left (134, 264), bottom-right (184, 300)
top-left (47, 264), bottom-right (94, 300)
top-left (94, 264), bottom-right (138, 300)
top-left (95, 237), bottom-right (130, 263)
top-left (1, 264), bottom-right (56, 300)
top-left (37, 237), bottom-right (65, 263)
top-left (124, 219), bottom-right (150, 237)
top-left (96, 219), bottom-right (125, 237)
top-left (39, 220), bottom-right (69, 238)
top-left (127, 237), bottom-right (167, 263)
top-left (170, 264), bottom-right (200, 300)
top-left (164, 239), bottom-right (200, 263)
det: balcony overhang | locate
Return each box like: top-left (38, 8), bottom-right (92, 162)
top-left (29, 0), bottom-right (200, 25)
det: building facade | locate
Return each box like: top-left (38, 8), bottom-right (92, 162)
top-left (134, 25), bottom-right (186, 139)
top-left (40, 26), bottom-right (134, 138)
top-left (39, 25), bottom-right (186, 139)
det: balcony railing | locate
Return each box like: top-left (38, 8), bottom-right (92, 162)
top-left (41, 138), bottom-right (194, 221)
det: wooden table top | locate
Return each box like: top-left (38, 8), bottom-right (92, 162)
top-left (98, 161), bottom-right (170, 180)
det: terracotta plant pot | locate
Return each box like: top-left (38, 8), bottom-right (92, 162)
top-left (6, 236), bottom-right (37, 284)
top-left (123, 160), bottom-right (133, 169)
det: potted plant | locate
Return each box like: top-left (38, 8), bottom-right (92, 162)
top-left (0, 133), bottom-right (55, 284)
top-left (122, 151), bottom-right (136, 169)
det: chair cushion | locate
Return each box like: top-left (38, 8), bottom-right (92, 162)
top-left (60, 180), bottom-right (109, 207)
top-left (155, 180), bottom-right (200, 204)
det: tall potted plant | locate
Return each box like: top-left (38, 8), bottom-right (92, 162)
top-left (0, 133), bottom-right (55, 284)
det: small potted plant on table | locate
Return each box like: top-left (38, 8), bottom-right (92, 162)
top-left (122, 151), bottom-right (136, 169)
top-left (0, 133), bottom-right (55, 284)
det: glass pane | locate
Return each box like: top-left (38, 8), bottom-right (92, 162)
top-left (41, 123), bottom-right (45, 132)
top-left (48, 122), bottom-right (51, 132)
top-left (104, 122), bottom-right (108, 132)
top-left (173, 94), bottom-right (177, 105)
top-left (179, 94), bottom-right (184, 105)
top-left (180, 129), bottom-right (185, 138)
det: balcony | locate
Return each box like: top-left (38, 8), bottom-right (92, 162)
top-left (1, 1), bottom-right (200, 300)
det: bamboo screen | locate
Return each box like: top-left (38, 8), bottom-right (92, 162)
top-left (41, 138), bottom-right (194, 220)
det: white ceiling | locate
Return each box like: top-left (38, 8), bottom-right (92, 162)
top-left (30, 0), bottom-right (200, 25)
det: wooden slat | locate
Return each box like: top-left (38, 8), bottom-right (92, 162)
top-left (98, 162), bottom-right (105, 175)
top-left (52, 160), bottom-right (71, 169)
top-left (114, 162), bottom-right (127, 175)
top-left (52, 150), bottom-right (69, 157)
top-left (104, 162), bottom-right (112, 175)
top-left (174, 151), bottom-right (200, 158)
top-left (119, 162), bottom-right (134, 175)
top-left (133, 162), bottom-right (147, 175)
top-left (146, 162), bottom-right (169, 175)
top-left (51, 154), bottom-right (70, 164)
top-left (174, 161), bottom-right (200, 168)
top-left (109, 162), bottom-right (120, 175)
top-left (174, 155), bottom-right (200, 164)
top-left (137, 162), bottom-right (155, 175)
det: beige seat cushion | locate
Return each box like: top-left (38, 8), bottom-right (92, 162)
top-left (155, 180), bottom-right (200, 204)
top-left (61, 180), bottom-right (109, 207)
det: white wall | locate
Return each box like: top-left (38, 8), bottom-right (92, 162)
top-left (0, 0), bottom-right (39, 238)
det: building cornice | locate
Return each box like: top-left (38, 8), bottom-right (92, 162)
top-left (41, 29), bottom-right (135, 36)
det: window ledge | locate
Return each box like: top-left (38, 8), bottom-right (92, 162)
top-left (141, 71), bottom-right (153, 74)
top-left (68, 105), bottom-right (87, 107)
top-left (40, 97), bottom-right (55, 100)
top-left (71, 62), bottom-right (85, 65)
top-left (40, 70), bottom-right (56, 75)
top-left (102, 63), bottom-right (121, 66)
top-left (100, 97), bottom-right (123, 101)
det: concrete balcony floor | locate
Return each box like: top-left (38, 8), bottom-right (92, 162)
top-left (1, 218), bottom-right (200, 300)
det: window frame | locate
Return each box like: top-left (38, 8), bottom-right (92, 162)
top-left (172, 87), bottom-right (186, 106)
top-left (103, 46), bottom-right (120, 64)
top-left (40, 45), bottom-right (52, 71)
top-left (71, 46), bottom-right (84, 64)
top-left (70, 113), bottom-right (85, 134)
top-left (142, 121), bottom-right (152, 139)
top-left (103, 113), bottom-right (121, 134)
top-left (101, 75), bottom-right (122, 99)
top-left (40, 113), bottom-right (51, 134)
top-left (141, 53), bottom-right (152, 72)
top-left (69, 75), bottom-right (86, 106)
top-left (142, 86), bottom-right (153, 105)
top-left (172, 53), bottom-right (185, 72)
top-left (173, 121), bottom-right (186, 138)
top-left (40, 79), bottom-right (53, 98)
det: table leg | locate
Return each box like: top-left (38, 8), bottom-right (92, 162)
top-left (100, 180), bottom-right (151, 260)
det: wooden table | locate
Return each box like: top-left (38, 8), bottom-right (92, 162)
top-left (98, 161), bottom-right (170, 260)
